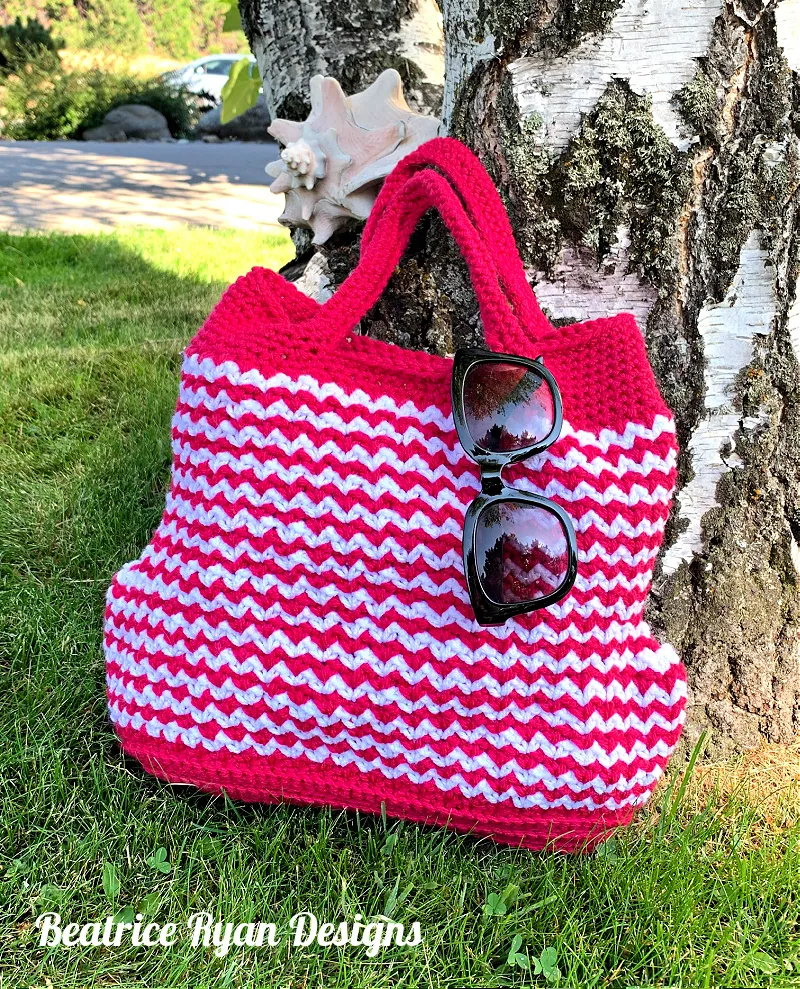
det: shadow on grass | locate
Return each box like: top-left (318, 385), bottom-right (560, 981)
top-left (0, 239), bottom-right (217, 869)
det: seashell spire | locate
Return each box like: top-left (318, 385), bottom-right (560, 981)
top-left (266, 69), bottom-right (440, 245)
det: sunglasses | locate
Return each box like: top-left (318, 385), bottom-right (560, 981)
top-left (451, 347), bottom-right (579, 626)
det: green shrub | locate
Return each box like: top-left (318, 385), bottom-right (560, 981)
top-left (0, 16), bottom-right (60, 78)
top-left (145, 0), bottom-right (197, 60)
top-left (0, 64), bottom-right (91, 140)
top-left (0, 64), bottom-right (200, 141)
top-left (73, 0), bottom-right (149, 55)
top-left (78, 75), bottom-right (201, 137)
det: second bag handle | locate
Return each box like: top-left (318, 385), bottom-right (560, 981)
top-left (293, 138), bottom-right (549, 356)
top-left (361, 137), bottom-right (552, 351)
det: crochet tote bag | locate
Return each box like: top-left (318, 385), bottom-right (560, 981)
top-left (104, 137), bottom-right (687, 851)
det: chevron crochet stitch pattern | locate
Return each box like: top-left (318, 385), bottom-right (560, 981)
top-left (103, 138), bottom-right (687, 852)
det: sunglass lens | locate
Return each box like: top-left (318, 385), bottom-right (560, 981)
top-left (474, 501), bottom-right (571, 605)
top-left (463, 360), bottom-right (555, 453)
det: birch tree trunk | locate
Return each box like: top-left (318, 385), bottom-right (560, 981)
top-left (244, 0), bottom-right (800, 757)
top-left (238, 0), bottom-right (445, 119)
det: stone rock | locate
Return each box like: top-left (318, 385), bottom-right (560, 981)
top-left (83, 104), bottom-right (171, 142)
top-left (82, 125), bottom-right (128, 142)
top-left (194, 94), bottom-right (271, 142)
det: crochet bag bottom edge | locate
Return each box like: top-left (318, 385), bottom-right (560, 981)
top-left (115, 726), bottom-right (636, 853)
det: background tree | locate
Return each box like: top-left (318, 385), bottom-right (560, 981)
top-left (143, 0), bottom-right (197, 60)
top-left (240, 0), bottom-right (800, 757)
top-left (75, 0), bottom-right (148, 54)
top-left (0, 1), bottom-right (242, 58)
top-left (0, 16), bottom-right (60, 76)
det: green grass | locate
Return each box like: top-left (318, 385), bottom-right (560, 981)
top-left (1, 227), bottom-right (799, 988)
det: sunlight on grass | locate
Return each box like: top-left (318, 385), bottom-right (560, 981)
top-left (0, 225), bottom-right (293, 289)
top-left (110, 226), bottom-right (295, 284)
top-left (0, 226), bottom-right (293, 355)
top-left (686, 742), bottom-right (800, 834)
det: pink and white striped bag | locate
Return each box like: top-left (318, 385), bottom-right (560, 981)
top-left (104, 138), bottom-right (687, 851)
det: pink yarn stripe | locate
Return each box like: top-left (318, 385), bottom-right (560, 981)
top-left (112, 729), bottom-right (638, 851)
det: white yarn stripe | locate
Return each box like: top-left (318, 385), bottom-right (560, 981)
top-left (167, 484), bottom-right (460, 539)
top-left (514, 476), bottom-right (673, 510)
top-left (172, 439), bottom-right (477, 491)
top-left (173, 413), bottom-right (467, 468)
top-left (172, 416), bottom-right (676, 505)
top-left (107, 676), bottom-right (671, 792)
top-left (174, 452), bottom-right (472, 511)
top-left (580, 543), bottom-right (659, 567)
top-left (109, 703), bottom-right (659, 812)
top-left (139, 540), bottom-right (473, 602)
top-left (107, 593), bottom-right (651, 652)
top-left (184, 355), bottom-right (455, 427)
top-left (183, 355), bottom-right (677, 454)
top-left (176, 400), bottom-right (467, 462)
top-left (154, 516), bottom-right (661, 572)
top-left (164, 489), bottom-right (668, 546)
top-left (134, 541), bottom-right (656, 601)
top-left (114, 565), bottom-right (647, 629)
top-left (105, 617), bottom-right (685, 697)
top-left (106, 651), bottom-right (687, 741)
top-left (176, 390), bottom-right (678, 481)
top-left (171, 453), bottom-right (674, 513)
top-left (157, 515), bottom-right (464, 570)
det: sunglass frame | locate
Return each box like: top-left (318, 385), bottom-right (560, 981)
top-left (451, 347), bottom-right (579, 626)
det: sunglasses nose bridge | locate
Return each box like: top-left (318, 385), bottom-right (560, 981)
top-left (480, 465), bottom-right (504, 496)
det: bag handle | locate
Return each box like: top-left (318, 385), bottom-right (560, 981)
top-left (361, 137), bottom-right (551, 349)
top-left (291, 140), bottom-right (549, 355)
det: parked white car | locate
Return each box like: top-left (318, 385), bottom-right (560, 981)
top-left (161, 54), bottom-right (257, 104)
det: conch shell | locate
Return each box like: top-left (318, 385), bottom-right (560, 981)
top-left (266, 68), bottom-right (440, 244)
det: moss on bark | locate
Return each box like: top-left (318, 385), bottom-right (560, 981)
top-left (481, 0), bottom-right (625, 54)
top-left (676, 70), bottom-right (719, 140)
top-left (556, 82), bottom-right (690, 290)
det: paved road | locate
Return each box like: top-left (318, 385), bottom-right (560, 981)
top-left (0, 140), bottom-right (285, 233)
